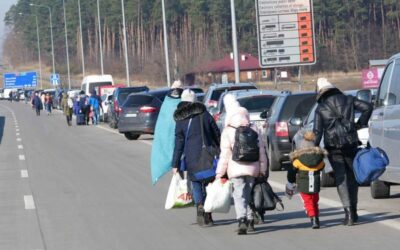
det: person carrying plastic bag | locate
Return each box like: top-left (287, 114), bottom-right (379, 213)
top-left (215, 94), bottom-right (268, 235)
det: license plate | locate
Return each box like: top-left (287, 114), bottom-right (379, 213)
top-left (125, 114), bottom-right (137, 118)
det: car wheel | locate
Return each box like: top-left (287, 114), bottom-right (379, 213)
top-left (321, 171), bottom-right (336, 187)
top-left (371, 180), bottom-right (390, 199)
top-left (268, 144), bottom-right (281, 171)
top-left (124, 133), bottom-right (140, 140)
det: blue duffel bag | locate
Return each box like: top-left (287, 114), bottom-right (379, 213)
top-left (353, 147), bottom-right (389, 184)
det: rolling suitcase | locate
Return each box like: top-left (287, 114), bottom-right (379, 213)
top-left (76, 113), bottom-right (85, 125)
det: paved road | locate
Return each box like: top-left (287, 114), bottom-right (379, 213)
top-left (1, 101), bottom-right (400, 250)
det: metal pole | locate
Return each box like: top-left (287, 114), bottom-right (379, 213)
top-left (35, 16), bottom-right (42, 89)
top-left (161, 0), bottom-right (171, 87)
top-left (274, 68), bottom-right (278, 89)
top-left (121, 0), bottom-right (130, 86)
top-left (62, 0), bottom-right (71, 89)
top-left (298, 66), bottom-right (302, 92)
top-left (48, 7), bottom-right (55, 75)
top-left (230, 0), bottom-right (240, 84)
top-left (97, 0), bottom-right (104, 75)
top-left (78, 0), bottom-right (85, 76)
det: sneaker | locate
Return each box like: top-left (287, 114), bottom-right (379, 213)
top-left (310, 216), bottom-right (320, 229)
top-left (237, 218), bottom-right (248, 235)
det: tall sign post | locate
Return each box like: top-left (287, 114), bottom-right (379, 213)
top-left (256, 0), bottom-right (317, 68)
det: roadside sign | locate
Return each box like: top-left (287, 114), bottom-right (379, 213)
top-left (50, 74), bottom-right (60, 86)
top-left (3, 71), bottom-right (37, 89)
top-left (362, 68), bottom-right (380, 89)
top-left (256, 0), bottom-right (317, 68)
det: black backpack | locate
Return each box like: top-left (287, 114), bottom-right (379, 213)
top-left (230, 125), bottom-right (260, 162)
top-left (325, 97), bottom-right (359, 149)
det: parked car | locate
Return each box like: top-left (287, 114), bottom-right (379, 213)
top-left (118, 88), bottom-right (170, 140)
top-left (263, 91), bottom-right (317, 171)
top-left (99, 84), bottom-right (124, 122)
top-left (369, 52), bottom-right (400, 198)
top-left (212, 89), bottom-right (280, 132)
top-left (108, 86), bottom-right (149, 128)
top-left (293, 91), bottom-right (373, 187)
top-left (203, 83), bottom-right (258, 112)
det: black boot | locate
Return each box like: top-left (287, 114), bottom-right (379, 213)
top-left (343, 207), bottom-right (354, 226)
top-left (351, 206), bottom-right (358, 223)
top-left (247, 219), bottom-right (255, 233)
top-left (204, 212), bottom-right (214, 227)
top-left (237, 218), bottom-right (248, 235)
top-left (196, 205), bottom-right (205, 226)
top-left (310, 216), bottom-right (320, 229)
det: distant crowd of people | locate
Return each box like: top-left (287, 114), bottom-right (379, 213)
top-left (29, 90), bottom-right (102, 126)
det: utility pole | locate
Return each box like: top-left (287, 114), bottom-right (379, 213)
top-left (78, 0), bottom-right (85, 76)
top-left (161, 0), bottom-right (171, 87)
top-left (121, 0), bottom-right (130, 86)
top-left (62, 0), bottom-right (71, 89)
top-left (230, 0), bottom-right (240, 83)
top-left (97, 0), bottom-right (104, 75)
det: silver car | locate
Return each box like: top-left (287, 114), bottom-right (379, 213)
top-left (369, 52), bottom-right (400, 198)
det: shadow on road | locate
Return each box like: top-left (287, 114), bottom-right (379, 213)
top-left (0, 116), bottom-right (5, 144)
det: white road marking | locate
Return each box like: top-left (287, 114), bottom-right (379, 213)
top-left (24, 195), bottom-right (36, 210)
top-left (21, 170), bottom-right (29, 178)
top-left (17, 138), bottom-right (21, 142)
top-left (16, 133), bottom-right (20, 136)
top-left (18, 145), bottom-right (23, 149)
top-left (19, 155), bottom-right (25, 161)
top-left (16, 129), bottom-right (20, 132)
top-left (268, 180), bottom-right (400, 231)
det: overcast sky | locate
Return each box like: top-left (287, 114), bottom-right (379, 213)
top-left (0, 0), bottom-right (17, 61)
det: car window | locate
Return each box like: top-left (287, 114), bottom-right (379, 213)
top-left (279, 94), bottom-right (316, 120)
top-left (189, 88), bottom-right (204, 94)
top-left (304, 103), bottom-right (318, 125)
top-left (238, 95), bottom-right (276, 113)
top-left (118, 87), bottom-right (148, 103)
top-left (377, 62), bottom-right (394, 107)
top-left (387, 62), bottom-right (400, 105)
top-left (210, 86), bottom-right (257, 101)
top-left (123, 95), bottom-right (154, 107)
top-left (153, 91), bottom-right (169, 102)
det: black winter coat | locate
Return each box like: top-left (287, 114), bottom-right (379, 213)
top-left (313, 88), bottom-right (373, 150)
top-left (172, 102), bottom-right (221, 180)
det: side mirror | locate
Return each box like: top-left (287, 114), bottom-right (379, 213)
top-left (290, 117), bottom-right (303, 126)
top-left (356, 89), bottom-right (372, 103)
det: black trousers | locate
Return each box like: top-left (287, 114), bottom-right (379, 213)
top-left (328, 147), bottom-right (359, 208)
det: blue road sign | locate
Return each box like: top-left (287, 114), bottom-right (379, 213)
top-left (3, 71), bottom-right (37, 89)
top-left (50, 74), bottom-right (60, 86)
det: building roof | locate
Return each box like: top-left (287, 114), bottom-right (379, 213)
top-left (192, 53), bottom-right (262, 74)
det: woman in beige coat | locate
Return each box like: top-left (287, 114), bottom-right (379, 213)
top-left (215, 94), bottom-right (268, 234)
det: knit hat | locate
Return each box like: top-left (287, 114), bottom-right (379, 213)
top-left (181, 89), bottom-right (196, 103)
top-left (316, 78), bottom-right (335, 92)
top-left (298, 131), bottom-right (316, 149)
top-left (223, 93), bottom-right (240, 114)
top-left (171, 80), bottom-right (182, 89)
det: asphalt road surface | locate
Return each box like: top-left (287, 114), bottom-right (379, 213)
top-left (1, 101), bottom-right (400, 250)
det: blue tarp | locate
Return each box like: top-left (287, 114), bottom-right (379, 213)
top-left (151, 96), bottom-right (181, 185)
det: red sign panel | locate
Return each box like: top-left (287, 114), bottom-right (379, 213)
top-left (362, 68), bottom-right (380, 89)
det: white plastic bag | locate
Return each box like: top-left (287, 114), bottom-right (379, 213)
top-left (324, 157), bottom-right (334, 174)
top-left (165, 173), bottom-right (193, 210)
top-left (204, 179), bottom-right (232, 213)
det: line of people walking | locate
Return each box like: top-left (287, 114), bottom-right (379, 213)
top-left (30, 89), bottom-right (103, 127)
top-left (151, 78), bottom-right (373, 235)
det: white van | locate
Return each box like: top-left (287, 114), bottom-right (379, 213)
top-left (81, 75), bottom-right (114, 95)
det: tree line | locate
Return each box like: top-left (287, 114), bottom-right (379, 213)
top-left (3, 0), bottom-right (400, 84)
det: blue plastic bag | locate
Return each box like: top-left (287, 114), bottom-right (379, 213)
top-left (353, 147), bottom-right (389, 184)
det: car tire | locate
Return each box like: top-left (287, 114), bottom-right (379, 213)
top-left (371, 180), bottom-right (390, 199)
top-left (124, 133), bottom-right (140, 140)
top-left (321, 171), bottom-right (336, 187)
top-left (268, 144), bottom-right (281, 171)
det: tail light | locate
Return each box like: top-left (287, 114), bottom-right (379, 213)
top-left (275, 122), bottom-right (289, 137)
top-left (139, 106), bottom-right (158, 113)
top-left (213, 112), bottom-right (221, 122)
top-left (114, 100), bottom-right (121, 113)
